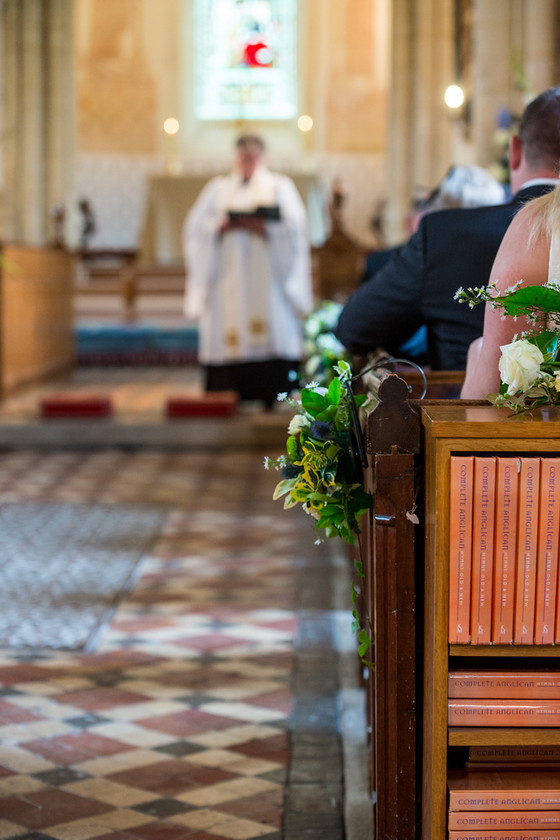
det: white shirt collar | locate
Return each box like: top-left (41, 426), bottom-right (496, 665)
top-left (520, 177), bottom-right (560, 189)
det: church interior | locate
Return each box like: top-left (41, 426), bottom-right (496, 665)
top-left (1, 2), bottom-right (560, 839)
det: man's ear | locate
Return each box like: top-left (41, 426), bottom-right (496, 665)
top-left (509, 135), bottom-right (522, 170)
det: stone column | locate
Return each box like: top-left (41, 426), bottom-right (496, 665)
top-left (1, 0), bottom-right (74, 245)
top-left (471, 0), bottom-right (514, 167)
top-left (386, 0), bottom-right (454, 243)
top-left (410, 0), bottom-right (454, 188)
top-left (523, 0), bottom-right (557, 94)
top-left (385, 0), bottom-right (415, 243)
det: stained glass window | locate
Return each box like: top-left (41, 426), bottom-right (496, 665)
top-left (194, 0), bottom-right (298, 120)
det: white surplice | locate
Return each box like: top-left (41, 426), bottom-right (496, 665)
top-left (183, 164), bottom-right (312, 366)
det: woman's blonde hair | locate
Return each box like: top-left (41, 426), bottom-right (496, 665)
top-left (527, 184), bottom-right (560, 245)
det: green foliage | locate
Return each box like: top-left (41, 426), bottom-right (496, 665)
top-left (300, 301), bottom-right (352, 387)
top-left (456, 281), bottom-right (560, 412)
top-left (266, 361), bottom-right (373, 545)
top-left (265, 361), bottom-right (375, 669)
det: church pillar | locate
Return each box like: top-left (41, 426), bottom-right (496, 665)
top-left (471, 0), bottom-right (514, 167)
top-left (411, 0), bottom-right (454, 187)
top-left (1, 0), bottom-right (74, 245)
top-left (385, 0), bottom-right (414, 243)
top-left (386, 0), bottom-right (454, 244)
top-left (522, 0), bottom-right (557, 94)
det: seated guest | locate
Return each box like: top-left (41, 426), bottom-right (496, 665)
top-left (362, 165), bottom-right (505, 284)
top-left (461, 184), bottom-right (560, 398)
top-left (335, 88), bottom-right (560, 371)
top-left (362, 165), bottom-right (507, 364)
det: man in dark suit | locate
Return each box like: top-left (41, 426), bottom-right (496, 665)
top-left (334, 88), bottom-right (560, 371)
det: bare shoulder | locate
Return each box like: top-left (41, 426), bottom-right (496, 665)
top-left (490, 205), bottom-right (550, 292)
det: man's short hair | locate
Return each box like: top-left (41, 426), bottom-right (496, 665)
top-left (236, 134), bottom-right (265, 153)
top-left (518, 87), bottom-right (560, 171)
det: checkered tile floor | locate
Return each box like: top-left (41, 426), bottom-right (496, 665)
top-left (0, 448), bottom-right (309, 840)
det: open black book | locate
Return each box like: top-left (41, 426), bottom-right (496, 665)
top-left (228, 205), bottom-right (281, 223)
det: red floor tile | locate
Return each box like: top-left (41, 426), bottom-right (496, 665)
top-left (216, 787), bottom-right (283, 826)
top-left (137, 708), bottom-right (241, 737)
top-left (233, 733), bottom-right (290, 764)
top-left (131, 824), bottom-right (211, 839)
top-left (22, 732), bottom-right (133, 765)
top-left (171, 633), bottom-right (258, 651)
top-left (75, 650), bottom-right (165, 669)
top-left (56, 686), bottom-right (152, 710)
top-left (0, 788), bottom-right (113, 829)
top-left (0, 698), bottom-right (44, 724)
top-left (0, 664), bottom-right (69, 684)
top-left (107, 758), bottom-right (237, 795)
top-left (112, 617), bottom-right (178, 633)
top-left (245, 688), bottom-right (293, 714)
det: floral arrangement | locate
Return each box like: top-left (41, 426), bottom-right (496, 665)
top-left (456, 281), bottom-right (560, 411)
top-left (265, 360), bottom-right (373, 544)
top-left (300, 301), bottom-right (352, 388)
top-left (265, 359), bottom-right (374, 663)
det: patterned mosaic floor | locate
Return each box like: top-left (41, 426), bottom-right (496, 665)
top-left (0, 448), bottom-right (312, 840)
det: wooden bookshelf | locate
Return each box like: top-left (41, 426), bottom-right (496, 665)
top-left (449, 727), bottom-right (560, 746)
top-left (421, 403), bottom-right (560, 840)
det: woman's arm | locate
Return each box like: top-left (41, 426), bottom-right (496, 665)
top-left (460, 207), bottom-right (550, 399)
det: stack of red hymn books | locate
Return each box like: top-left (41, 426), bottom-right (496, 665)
top-left (448, 669), bottom-right (560, 726)
top-left (448, 765), bottom-right (560, 839)
top-left (449, 455), bottom-right (560, 645)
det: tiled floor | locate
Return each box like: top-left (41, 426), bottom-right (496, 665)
top-left (0, 448), bottom-right (313, 840)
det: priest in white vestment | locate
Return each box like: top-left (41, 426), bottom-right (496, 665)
top-left (183, 134), bottom-right (312, 407)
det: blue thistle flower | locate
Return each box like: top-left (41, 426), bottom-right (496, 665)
top-left (309, 420), bottom-right (333, 441)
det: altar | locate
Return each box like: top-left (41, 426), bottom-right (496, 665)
top-left (139, 172), bottom-right (328, 265)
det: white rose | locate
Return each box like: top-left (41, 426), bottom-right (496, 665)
top-left (288, 414), bottom-right (310, 436)
top-left (498, 339), bottom-right (544, 396)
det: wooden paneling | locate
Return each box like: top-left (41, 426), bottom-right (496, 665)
top-left (1, 245), bottom-right (75, 394)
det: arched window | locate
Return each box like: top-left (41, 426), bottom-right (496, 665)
top-left (194, 0), bottom-right (298, 120)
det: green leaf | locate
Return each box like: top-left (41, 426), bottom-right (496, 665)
top-left (358, 629), bottom-right (371, 657)
top-left (353, 393), bottom-right (368, 408)
top-left (292, 487), bottom-right (312, 502)
top-left (272, 478), bottom-right (298, 500)
top-left (316, 404), bottom-right (338, 423)
top-left (498, 285), bottom-right (560, 318)
top-left (301, 389), bottom-right (327, 415)
top-left (286, 435), bottom-right (299, 459)
top-left (327, 377), bottom-right (342, 405)
top-left (529, 330), bottom-right (559, 362)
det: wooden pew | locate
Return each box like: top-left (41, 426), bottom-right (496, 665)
top-left (0, 245), bottom-right (75, 396)
top-left (360, 369), bottom-right (467, 838)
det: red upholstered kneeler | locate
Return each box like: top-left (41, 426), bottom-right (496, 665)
top-left (166, 391), bottom-right (239, 418)
top-left (40, 393), bottom-right (114, 419)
